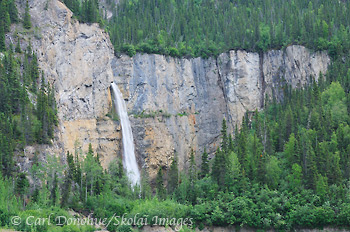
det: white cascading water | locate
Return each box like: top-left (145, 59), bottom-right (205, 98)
top-left (111, 82), bottom-right (140, 187)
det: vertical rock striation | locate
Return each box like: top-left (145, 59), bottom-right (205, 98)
top-left (112, 48), bottom-right (329, 179)
top-left (26, 0), bottom-right (330, 180)
top-left (28, 0), bottom-right (121, 168)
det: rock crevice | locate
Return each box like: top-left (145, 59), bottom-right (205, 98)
top-left (27, 0), bottom-right (330, 179)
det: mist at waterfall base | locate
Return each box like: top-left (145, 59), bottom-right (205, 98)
top-left (111, 82), bottom-right (141, 188)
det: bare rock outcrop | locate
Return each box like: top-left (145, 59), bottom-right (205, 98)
top-left (23, 0), bottom-right (330, 180)
top-left (27, 0), bottom-right (121, 168)
top-left (112, 48), bottom-right (329, 179)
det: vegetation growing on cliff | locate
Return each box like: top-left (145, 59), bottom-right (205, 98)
top-left (62, 0), bottom-right (103, 24)
top-left (0, 0), bottom-right (57, 190)
top-left (63, 0), bottom-right (350, 58)
top-left (1, 55), bottom-right (350, 231)
top-left (1, 0), bottom-right (350, 231)
top-left (0, 0), bottom-right (18, 51)
top-left (105, 0), bottom-right (350, 57)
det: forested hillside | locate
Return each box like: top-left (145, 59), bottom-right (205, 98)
top-left (62, 0), bottom-right (350, 57)
top-left (107, 0), bottom-right (350, 57)
top-left (0, 0), bottom-right (57, 175)
top-left (1, 0), bottom-right (350, 231)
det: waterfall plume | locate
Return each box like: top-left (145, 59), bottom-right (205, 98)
top-left (111, 82), bottom-right (140, 187)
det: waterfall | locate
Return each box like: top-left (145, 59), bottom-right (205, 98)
top-left (111, 82), bottom-right (140, 187)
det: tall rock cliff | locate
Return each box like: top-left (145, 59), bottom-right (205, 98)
top-left (27, 0), bottom-right (121, 168)
top-left (113, 48), bottom-right (329, 179)
top-left (25, 0), bottom-right (330, 180)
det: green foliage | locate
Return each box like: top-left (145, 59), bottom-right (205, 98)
top-left (86, 194), bottom-right (133, 219)
top-left (101, 0), bottom-right (350, 57)
top-left (0, 39), bottom-right (57, 179)
top-left (36, 75), bottom-right (58, 144)
top-left (132, 109), bottom-right (171, 119)
top-left (23, 0), bottom-right (32, 29)
top-left (0, 172), bottom-right (20, 226)
top-left (8, 0), bottom-right (18, 23)
top-left (289, 204), bottom-right (335, 228)
top-left (107, 159), bottom-right (133, 198)
top-left (0, 25), bottom-right (5, 51)
top-left (257, 23), bottom-right (271, 51)
top-left (13, 207), bottom-right (83, 232)
top-left (0, 0), bottom-right (11, 33)
top-left (156, 167), bottom-right (166, 200)
top-left (284, 133), bottom-right (299, 168)
top-left (322, 82), bottom-right (348, 124)
top-left (167, 154), bottom-right (179, 195)
top-left (316, 174), bottom-right (329, 201)
top-left (173, 55), bottom-right (350, 229)
top-left (0, 0), bottom-right (17, 51)
top-left (199, 149), bottom-right (209, 179)
top-left (117, 225), bottom-right (133, 232)
top-left (265, 156), bottom-right (281, 189)
top-left (129, 198), bottom-right (190, 224)
top-left (15, 38), bottom-right (21, 53)
top-left (2, 1), bottom-right (350, 231)
top-left (120, 44), bottom-right (136, 57)
top-left (15, 172), bottom-right (29, 197)
top-left (63, 0), bottom-right (102, 24)
top-left (83, 143), bottom-right (104, 200)
top-left (287, 163), bottom-right (303, 192)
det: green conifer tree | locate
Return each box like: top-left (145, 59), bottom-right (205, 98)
top-left (0, 24), bottom-right (5, 51)
top-left (200, 148), bottom-right (209, 179)
top-left (8, 0), bottom-right (18, 23)
top-left (167, 154), bottom-right (179, 195)
top-left (15, 38), bottom-right (21, 53)
top-left (156, 167), bottom-right (166, 199)
top-left (50, 172), bottom-right (58, 206)
top-left (23, 0), bottom-right (32, 29)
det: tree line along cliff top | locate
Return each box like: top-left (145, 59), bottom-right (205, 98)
top-left (64, 0), bottom-right (350, 58)
top-left (1, 0), bottom-right (350, 231)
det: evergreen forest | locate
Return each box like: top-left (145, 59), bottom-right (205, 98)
top-left (63, 0), bottom-right (350, 57)
top-left (1, 0), bottom-right (350, 231)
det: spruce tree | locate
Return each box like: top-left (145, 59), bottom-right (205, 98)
top-left (15, 38), bottom-right (21, 53)
top-left (284, 133), bottom-right (299, 169)
top-left (50, 172), bottom-right (58, 206)
top-left (188, 149), bottom-right (197, 203)
top-left (167, 154), bottom-right (179, 195)
top-left (30, 52), bottom-right (39, 92)
top-left (220, 118), bottom-right (228, 152)
top-left (8, 0), bottom-right (18, 23)
top-left (156, 167), bottom-right (166, 199)
top-left (16, 172), bottom-right (29, 207)
top-left (237, 128), bottom-right (247, 167)
top-left (4, 12), bottom-right (10, 33)
top-left (23, 0), bottom-right (32, 29)
top-left (117, 159), bottom-right (124, 179)
top-left (0, 1), bottom-right (10, 33)
top-left (200, 148), bottom-right (209, 179)
top-left (211, 147), bottom-right (225, 187)
top-left (140, 169), bottom-right (152, 199)
top-left (0, 24), bottom-right (5, 51)
top-left (83, 143), bottom-right (102, 198)
top-left (61, 152), bottom-right (74, 207)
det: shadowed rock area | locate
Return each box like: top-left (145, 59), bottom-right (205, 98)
top-left (24, 0), bottom-right (330, 180)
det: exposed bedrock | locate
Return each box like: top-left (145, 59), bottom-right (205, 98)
top-left (24, 0), bottom-right (330, 180)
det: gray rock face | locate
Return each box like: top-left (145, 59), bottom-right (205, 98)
top-left (263, 46), bottom-right (330, 99)
top-left (112, 55), bottom-right (228, 175)
top-left (27, 0), bottom-right (121, 168)
top-left (217, 50), bottom-right (261, 130)
top-left (27, 0), bottom-right (330, 179)
top-left (112, 49), bottom-right (329, 179)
